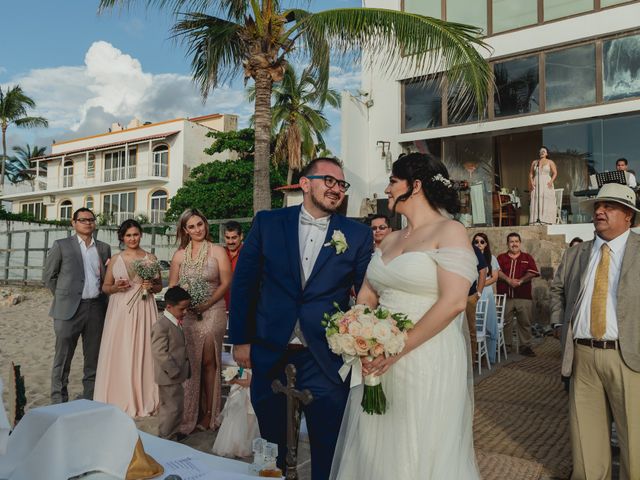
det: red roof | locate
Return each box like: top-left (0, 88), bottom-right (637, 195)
top-left (274, 184), bottom-right (301, 191)
top-left (32, 131), bottom-right (181, 162)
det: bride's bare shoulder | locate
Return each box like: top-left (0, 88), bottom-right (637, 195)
top-left (436, 220), bottom-right (473, 250)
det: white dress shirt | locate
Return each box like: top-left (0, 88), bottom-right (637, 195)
top-left (627, 172), bottom-right (637, 188)
top-left (164, 310), bottom-right (182, 328)
top-left (573, 230), bottom-right (629, 340)
top-left (78, 235), bottom-right (101, 299)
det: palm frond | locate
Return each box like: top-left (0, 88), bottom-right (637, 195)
top-left (14, 116), bottom-right (48, 129)
top-left (98, 0), bottom-right (249, 21)
top-left (295, 8), bottom-right (492, 114)
top-left (172, 12), bottom-right (245, 97)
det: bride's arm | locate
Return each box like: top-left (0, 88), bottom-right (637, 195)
top-left (356, 279), bottom-right (378, 308)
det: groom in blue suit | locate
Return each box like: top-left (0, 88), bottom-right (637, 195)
top-left (229, 157), bottom-right (373, 479)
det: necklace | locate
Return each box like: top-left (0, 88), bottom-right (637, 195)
top-left (182, 241), bottom-right (209, 276)
top-left (403, 228), bottom-right (411, 239)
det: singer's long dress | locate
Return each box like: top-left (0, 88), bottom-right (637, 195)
top-left (530, 163), bottom-right (557, 224)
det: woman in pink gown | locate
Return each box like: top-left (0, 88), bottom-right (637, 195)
top-left (169, 209), bottom-right (231, 434)
top-left (94, 219), bottom-right (161, 417)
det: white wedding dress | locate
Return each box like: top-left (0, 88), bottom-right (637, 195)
top-left (330, 249), bottom-right (480, 480)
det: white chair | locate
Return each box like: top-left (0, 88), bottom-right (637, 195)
top-left (221, 313), bottom-right (236, 368)
top-left (494, 294), bottom-right (508, 362)
top-left (475, 299), bottom-right (491, 375)
top-left (555, 188), bottom-right (564, 224)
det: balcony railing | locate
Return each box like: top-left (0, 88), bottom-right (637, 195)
top-left (104, 166), bottom-right (136, 183)
top-left (63, 175), bottom-right (73, 188)
top-left (150, 209), bottom-right (166, 223)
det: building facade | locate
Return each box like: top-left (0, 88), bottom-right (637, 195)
top-left (342, 0), bottom-right (640, 224)
top-left (1, 113), bottom-right (238, 223)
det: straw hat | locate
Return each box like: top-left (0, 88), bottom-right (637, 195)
top-left (580, 183), bottom-right (639, 213)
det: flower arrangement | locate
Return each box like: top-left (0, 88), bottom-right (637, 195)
top-left (125, 258), bottom-right (160, 312)
top-left (179, 275), bottom-right (210, 320)
top-left (323, 303), bottom-right (414, 415)
top-left (324, 230), bottom-right (348, 254)
top-left (221, 366), bottom-right (245, 382)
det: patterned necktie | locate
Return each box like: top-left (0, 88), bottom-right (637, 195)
top-left (590, 243), bottom-right (610, 339)
top-left (300, 210), bottom-right (330, 229)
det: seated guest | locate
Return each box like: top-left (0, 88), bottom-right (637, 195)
top-left (368, 214), bottom-right (392, 249)
top-left (616, 158), bottom-right (637, 188)
top-left (151, 286), bottom-right (191, 441)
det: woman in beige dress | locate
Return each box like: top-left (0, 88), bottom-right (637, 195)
top-left (169, 209), bottom-right (231, 434)
top-left (529, 146), bottom-right (558, 224)
top-left (95, 219), bottom-right (161, 417)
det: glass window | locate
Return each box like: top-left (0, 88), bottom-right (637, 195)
top-left (85, 195), bottom-right (94, 211)
top-left (403, 79), bottom-right (442, 131)
top-left (545, 44), bottom-right (596, 111)
top-left (62, 160), bottom-right (73, 188)
top-left (404, 0), bottom-right (441, 18)
top-left (21, 202), bottom-right (45, 220)
top-left (446, 0), bottom-right (487, 33)
top-left (60, 200), bottom-right (73, 221)
top-left (492, 0), bottom-right (538, 33)
top-left (494, 56), bottom-right (540, 117)
top-left (150, 190), bottom-right (168, 223)
top-left (447, 81), bottom-right (485, 125)
top-left (601, 0), bottom-right (633, 5)
top-left (603, 34), bottom-right (640, 102)
top-left (87, 155), bottom-right (95, 177)
top-left (544, 0), bottom-right (593, 21)
top-left (602, 114), bottom-right (640, 173)
top-left (153, 145), bottom-right (169, 177)
top-left (102, 191), bottom-right (136, 225)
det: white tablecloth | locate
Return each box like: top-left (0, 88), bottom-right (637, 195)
top-left (0, 380), bottom-right (10, 455)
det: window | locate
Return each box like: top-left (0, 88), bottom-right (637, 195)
top-left (603, 34), bottom-right (640, 102)
top-left (601, 0), bottom-right (634, 5)
top-left (153, 145), bottom-right (169, 177)
top-left (447, 81), bottom-right (486, 125)
top-left (494, 56), bottom-right (540, 117)
top-left (545, 44), bottom-right (596, 111)
top-left (21, 202), bottom-right (45, 220)
top-left (446, 0), bottom-right (487, 33)
top-left (403, 79), bottom-right (443, 131)
top-left (85, 195), bottom-right (94, 211)
top-left (492, 0), bottom-right (538, 33)
top-left (104, 148), bottom-right (137, 182)
top-left (87, 155), bottom-right (95, 177)
top-left (403, 0), bottom-right (441, 18)
top-left (544, 0), bottom-right (593, 21)
top-left (150, 190), bottom-right (168, 223)
top-left (103, 191), bottom-right (136, 225)
top-left (63, 160), bottom-right (73, 188)
top-left (60, 200), bottom-right (73, 221)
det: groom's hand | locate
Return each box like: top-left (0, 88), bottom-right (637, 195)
top-left (233, 344), bottom-right (252, 369)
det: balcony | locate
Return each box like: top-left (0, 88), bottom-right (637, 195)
top-left (104, 165), bottom-right (137, 183)
top-left (0, 179), bottom-right (47, 196)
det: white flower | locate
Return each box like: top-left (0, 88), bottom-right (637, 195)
top-left (222, 366), bottom-right (240, 382)
top-left (347, 320), bottom-right (363, 336)
top-left (359, 317), bottom-right (374, 338)
top-left (325, 230), bottom-right (348, 254)
top-left (432, 173), bottom-right (452, 188)
top-left (373, 321), bottom-right (393, 344)
top-left (385, 334), bottom-right (406, 355)
top-left (327, 333), bottom-right (341, 353)
top-left (336, 334), bottom-right (357, 356)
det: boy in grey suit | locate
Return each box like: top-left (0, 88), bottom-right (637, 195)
top-left (42, 208), bottom-right (111, 403)
top-left (151, 286), bottom-right (191, 440)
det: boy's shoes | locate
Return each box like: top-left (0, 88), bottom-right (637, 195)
top-left (519, 346), bottom-right (536, 357)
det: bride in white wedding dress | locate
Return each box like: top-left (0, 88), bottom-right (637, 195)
top-left (330, 153), bottom-right (480, 480)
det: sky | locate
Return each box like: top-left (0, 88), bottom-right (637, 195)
top-left (0, 0), bottom-right (361, 157)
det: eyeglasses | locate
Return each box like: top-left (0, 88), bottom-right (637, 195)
top-left (371, 225), bottom-right (389, 231)
top-left (305, 175), bottom-right (351, 192)
top-left (473, 239), bottom-right (486, 245)
top-left (75, 218), bottom-right (96, 224)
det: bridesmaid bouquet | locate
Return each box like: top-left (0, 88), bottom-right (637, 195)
top-left (322, 303), bottom-right (414, 415)
top-left (179, 275), bottom-right (209, 321)
top-left (125, 258), bottom-right (160, 312)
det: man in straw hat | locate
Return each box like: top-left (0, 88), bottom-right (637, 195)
top-left (550, 183), bottom-right (640, 479)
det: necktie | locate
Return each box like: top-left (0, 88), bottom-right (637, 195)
top-left (300, 211), bottom-right (330, 229)
top-left (590, 243), bottom-right (610, 339)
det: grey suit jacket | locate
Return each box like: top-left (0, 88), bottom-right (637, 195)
top-left (42, 235), bottom-right (111, 320)
top-left (550, 231), bottom-right (640, 376)
top-left (151, 314), bottom-right (190, 386)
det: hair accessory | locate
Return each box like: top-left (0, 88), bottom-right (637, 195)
top-left (431, 174), bottom-right (452, 188)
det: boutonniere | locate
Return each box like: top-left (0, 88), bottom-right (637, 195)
top-left (325, 230), bottom-right (348, 254)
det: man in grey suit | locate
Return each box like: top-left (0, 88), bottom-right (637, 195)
top-left (551, 183), bottom-right (640, 480)
top-left (43, 208), bottom-right (111, 403)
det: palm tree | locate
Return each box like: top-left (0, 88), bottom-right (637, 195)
top-left (249, 63), bottom-right (339, 183)
top-left (99, 0), bottom-right (492, 213)
top-left (0, 85), bottom-right (48, 186)
top-left (5, 144), bottom-right (47, 184)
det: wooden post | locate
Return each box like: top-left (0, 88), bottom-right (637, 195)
top-left (271, 364), bottom-right (313, 480)
top-left (23, 231), bottom-right (30, 284)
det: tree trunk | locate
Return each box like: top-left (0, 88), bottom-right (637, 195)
top-left (1, 125), bottom-right (7, 187)
top-left (252, 69), bottom-right (274, 213)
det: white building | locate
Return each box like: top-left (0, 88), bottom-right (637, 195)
top-left (0, 113), bottom-right (238, 223)
top-left (342, 0), bottom-right (640, 224)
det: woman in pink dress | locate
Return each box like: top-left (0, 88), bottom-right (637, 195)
top-left (94, 219), bottom-right (161, 417)
top-left (169, 209), bottom-right (231, 434)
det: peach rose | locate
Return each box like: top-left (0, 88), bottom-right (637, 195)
top-left (354, 336), bottom-right (370, 356)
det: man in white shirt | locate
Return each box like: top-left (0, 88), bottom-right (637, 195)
top-left (551, 183), bottom-right (640, 479)
top-left (616, 157), bottom-right (637, 188)
top-left (43, 208), bottom-right (111, 403)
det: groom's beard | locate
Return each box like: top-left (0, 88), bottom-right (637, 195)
top-left (310, 190), bottom-right (342, 215)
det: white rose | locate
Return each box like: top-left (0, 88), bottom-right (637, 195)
top-left (373, 321), bottom-right (393, 344)
top-left (327, 333), bottom-right (341, 354)
top-left (385, 334), bottom-right (406, 355)
top-left (337, 334), bottom-right (357, 356)
top-left (348, 320), bottom-right (363, 336)
top-left (221, 366), bottom-right (239, 382)
top-left (359, 318), bottom-right (374, 338)
top-left (325, 230), bottom-right (349, 254)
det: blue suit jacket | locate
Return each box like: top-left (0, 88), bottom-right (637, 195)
top-left (229, 206), bottom-right (373, 384)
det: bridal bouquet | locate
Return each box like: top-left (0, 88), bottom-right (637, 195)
top-left (179, 275), bottom-right (210, 320)
top-left (323, 303), bottom-right (414, 415)
top-left (126, 258), bottom-right (160, 312)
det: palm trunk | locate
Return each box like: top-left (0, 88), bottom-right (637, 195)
top-left (1, 125), bottom-right (7, 187)
top-left (253, 69), bottom-right (273, 213)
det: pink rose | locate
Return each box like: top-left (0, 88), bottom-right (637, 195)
top-left (354, 337), bottom-right (370, 356)
top-left (370, 343), bottom-right (385, 357)
top-left (339, 323), bottom-right (348, 334)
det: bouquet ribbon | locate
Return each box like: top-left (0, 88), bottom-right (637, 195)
top-left (338, 355), bottom-right (363, 389)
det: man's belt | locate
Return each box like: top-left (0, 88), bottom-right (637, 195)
top-left (575, 338), bottom-right (618, 350)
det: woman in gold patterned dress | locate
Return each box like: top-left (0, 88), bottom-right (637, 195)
top-left (169, 209), bottom-right (231, 434)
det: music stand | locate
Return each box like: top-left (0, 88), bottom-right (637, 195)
top-left (595, 170), bottom-right (627, 187)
